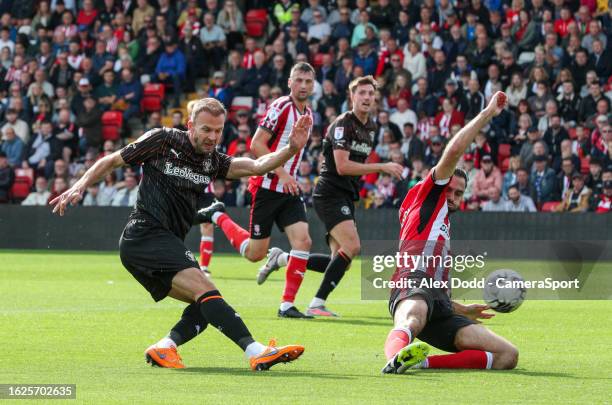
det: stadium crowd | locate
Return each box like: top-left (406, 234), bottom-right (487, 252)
top-left (0, 0), bottom-right (611, 213)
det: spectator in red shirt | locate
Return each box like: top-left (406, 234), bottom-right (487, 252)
top-left (76, 0), bottom-right (98, 28)
top-left (554, 7), bottom-right (574, 38)
top-left (227, 124), bottom-right (252, 156)
top-left (434, 97), bottom-right (464, 138)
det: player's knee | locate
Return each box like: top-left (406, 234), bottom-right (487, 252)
top-left (343, 239), bottom-right (361, 258)
top-left (493, 344), bottom-right (519, 370)
top-left (291, 234), bottom-right (312, 251)
top-left (245, 249), bottom-right (267, 262)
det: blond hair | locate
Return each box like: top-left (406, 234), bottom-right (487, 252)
top-left (190, 98), bottom-right (227, 122)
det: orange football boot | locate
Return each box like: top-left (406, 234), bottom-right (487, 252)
top-left (249, 339), bottom-right (304, 371)
top-left (145, 345), bottom-right (185, 369)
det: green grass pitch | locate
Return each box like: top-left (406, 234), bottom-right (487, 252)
top-left (1, 250), bottom-right (610, 404)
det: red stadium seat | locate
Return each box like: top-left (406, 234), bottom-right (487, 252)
top-left (141, 83), bottom-right (165, 113)
top-left (541, 201), bottom-right (561, 212)
top-left (497, 143), bottom-right (511, 162)
top-left (580, 156), bottom-right (590, 174)
top-left (501, 157), bottom-right (510, 172)
top-left (102, 111), bottom-right (123, 141)
top-left (245, 9), bottom-right (267, 38)
top-left (9, 176), bottom-right (33, 201)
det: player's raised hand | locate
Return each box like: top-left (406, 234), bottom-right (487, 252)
top-left (462, 303), bottom-right (495, 323)
top-left (288, 114), bottom-right (312, 153)
top-left (486, 91), bottom-right (508, 117)
top-left (381, 162), bottom-right (405, 179)
top-left (49, 185), bottom-right (84, 216)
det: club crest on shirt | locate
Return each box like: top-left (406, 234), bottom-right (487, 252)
top-left (185, 250), bottom-right (196, 262)
top-left (253, 224), bottom-right (261, 236)
top-left (203, 159), bottom-right (212, 172)
top-left (341, 205), bottom-right (351, 215)
top-left (369, 131), bottom-right (375, 140)
top-left (334, 127), bottom-right (344, 140)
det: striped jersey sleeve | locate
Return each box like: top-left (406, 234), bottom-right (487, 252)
top-left (120, 128), bottom-right (166, 165)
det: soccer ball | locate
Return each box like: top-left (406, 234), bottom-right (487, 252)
top-left (483, 269), bottom-right (526, 313)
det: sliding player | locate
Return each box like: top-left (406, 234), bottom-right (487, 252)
top-left (382, 92), bottom-right (519, 373)
top-left (258, 76), bottom-right (403, 317)
top-left (50, 98), bottom-right (310, 370)
top-left (196, 63), bottom-right (317, 318)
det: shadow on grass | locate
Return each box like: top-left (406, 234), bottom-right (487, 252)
top-left (310, 317), bottom-right (390, 327)
top-left (177, 367), bottom-right (440, 380)
top-left (177, 366), bottom-right (355, 379)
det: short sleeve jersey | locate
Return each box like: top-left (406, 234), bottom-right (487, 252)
top-left (120, 127), bottom-right (233, 239)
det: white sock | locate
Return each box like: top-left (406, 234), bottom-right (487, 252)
top-left (279, 301), bottom-right (294, 312)
top-left (211, 211), bottom-right (223, 224)
top-left (157, 337), bottom-right (177, 349)
top-left (244, 341), bottom-right (267, 358)
top-left (278, 252), bottom-right (289, 267)
top-left (309, 297), bottom-right (325, 308)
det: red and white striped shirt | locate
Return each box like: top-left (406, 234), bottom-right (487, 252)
top-left (249, 96), bottom-right (312, 194)
top-left (392, 172), bottom-right (452, 288)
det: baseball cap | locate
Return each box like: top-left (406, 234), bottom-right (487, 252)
top-left (445, 78), bottom-right (458, 86)
top-left (481, 154), bottom-right (493, 162)
top-left (213, 71), bottom-right (224, 79)
top-left (528, 126), bottom-right (539, 133)
top-left (463, 153), bottom-right (474, 162)
top-left (78, 78), bottom-right (90, 86)
top-left (431, 136), bottom-right (444, 144)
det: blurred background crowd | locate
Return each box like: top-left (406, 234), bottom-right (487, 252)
top-left (0, 0), bottom-right (610, 213)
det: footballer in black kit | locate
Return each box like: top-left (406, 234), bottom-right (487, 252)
top-left (261, 76), bottom-right (404, 318)
top-left (118, 127), bottom-right (232, 301)
top-left (50, 98), bottom-right (312, 371)
top-left (313, 110), bottom-right (377, 232)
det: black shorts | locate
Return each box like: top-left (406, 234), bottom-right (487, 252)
top-left (119, 216), bottom-right (200, 302)
top-left (197, 193), bottom-right (215, 210)
top-left (313, 194), bottom-right (355, 234)
top-left (249, 187), bottom-right (307, 239)
top-left (389, 273), bottom-right (475, 353)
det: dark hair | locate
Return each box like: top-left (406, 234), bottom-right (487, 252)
top-left (454, 168), bottom-right (468, 184)
top-left (508, 184), bottom-right (519, 192)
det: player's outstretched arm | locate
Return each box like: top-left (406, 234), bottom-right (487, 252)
top-left (50, 151), bottom-right (126, 216)
top-left (434, 91), bottom-right (507, 181)
top-left (227, 115), bottom-right (311, 179)
top-left (334, 149), bottom-right (404, 179)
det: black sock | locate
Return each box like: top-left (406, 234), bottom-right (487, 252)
top-left (168, 303), bottom-right (208, 346)
top-left (197, 290), bottom-right (254, 351)
top-left (315, 250), bottom-right (351, 300)
top-left (307, 253), bottom-right (331, 273)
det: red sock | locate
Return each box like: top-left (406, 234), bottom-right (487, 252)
top-left (199, 236), bottom-right (213, 268)
top-left (384, 328), bottom-right (412, 360)
top-left (282, 250), bottom-right (309, 303)
top-left (216, 213), bottom-right (249, 256)
top-left (426, 350), bottom-right (492, 369)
